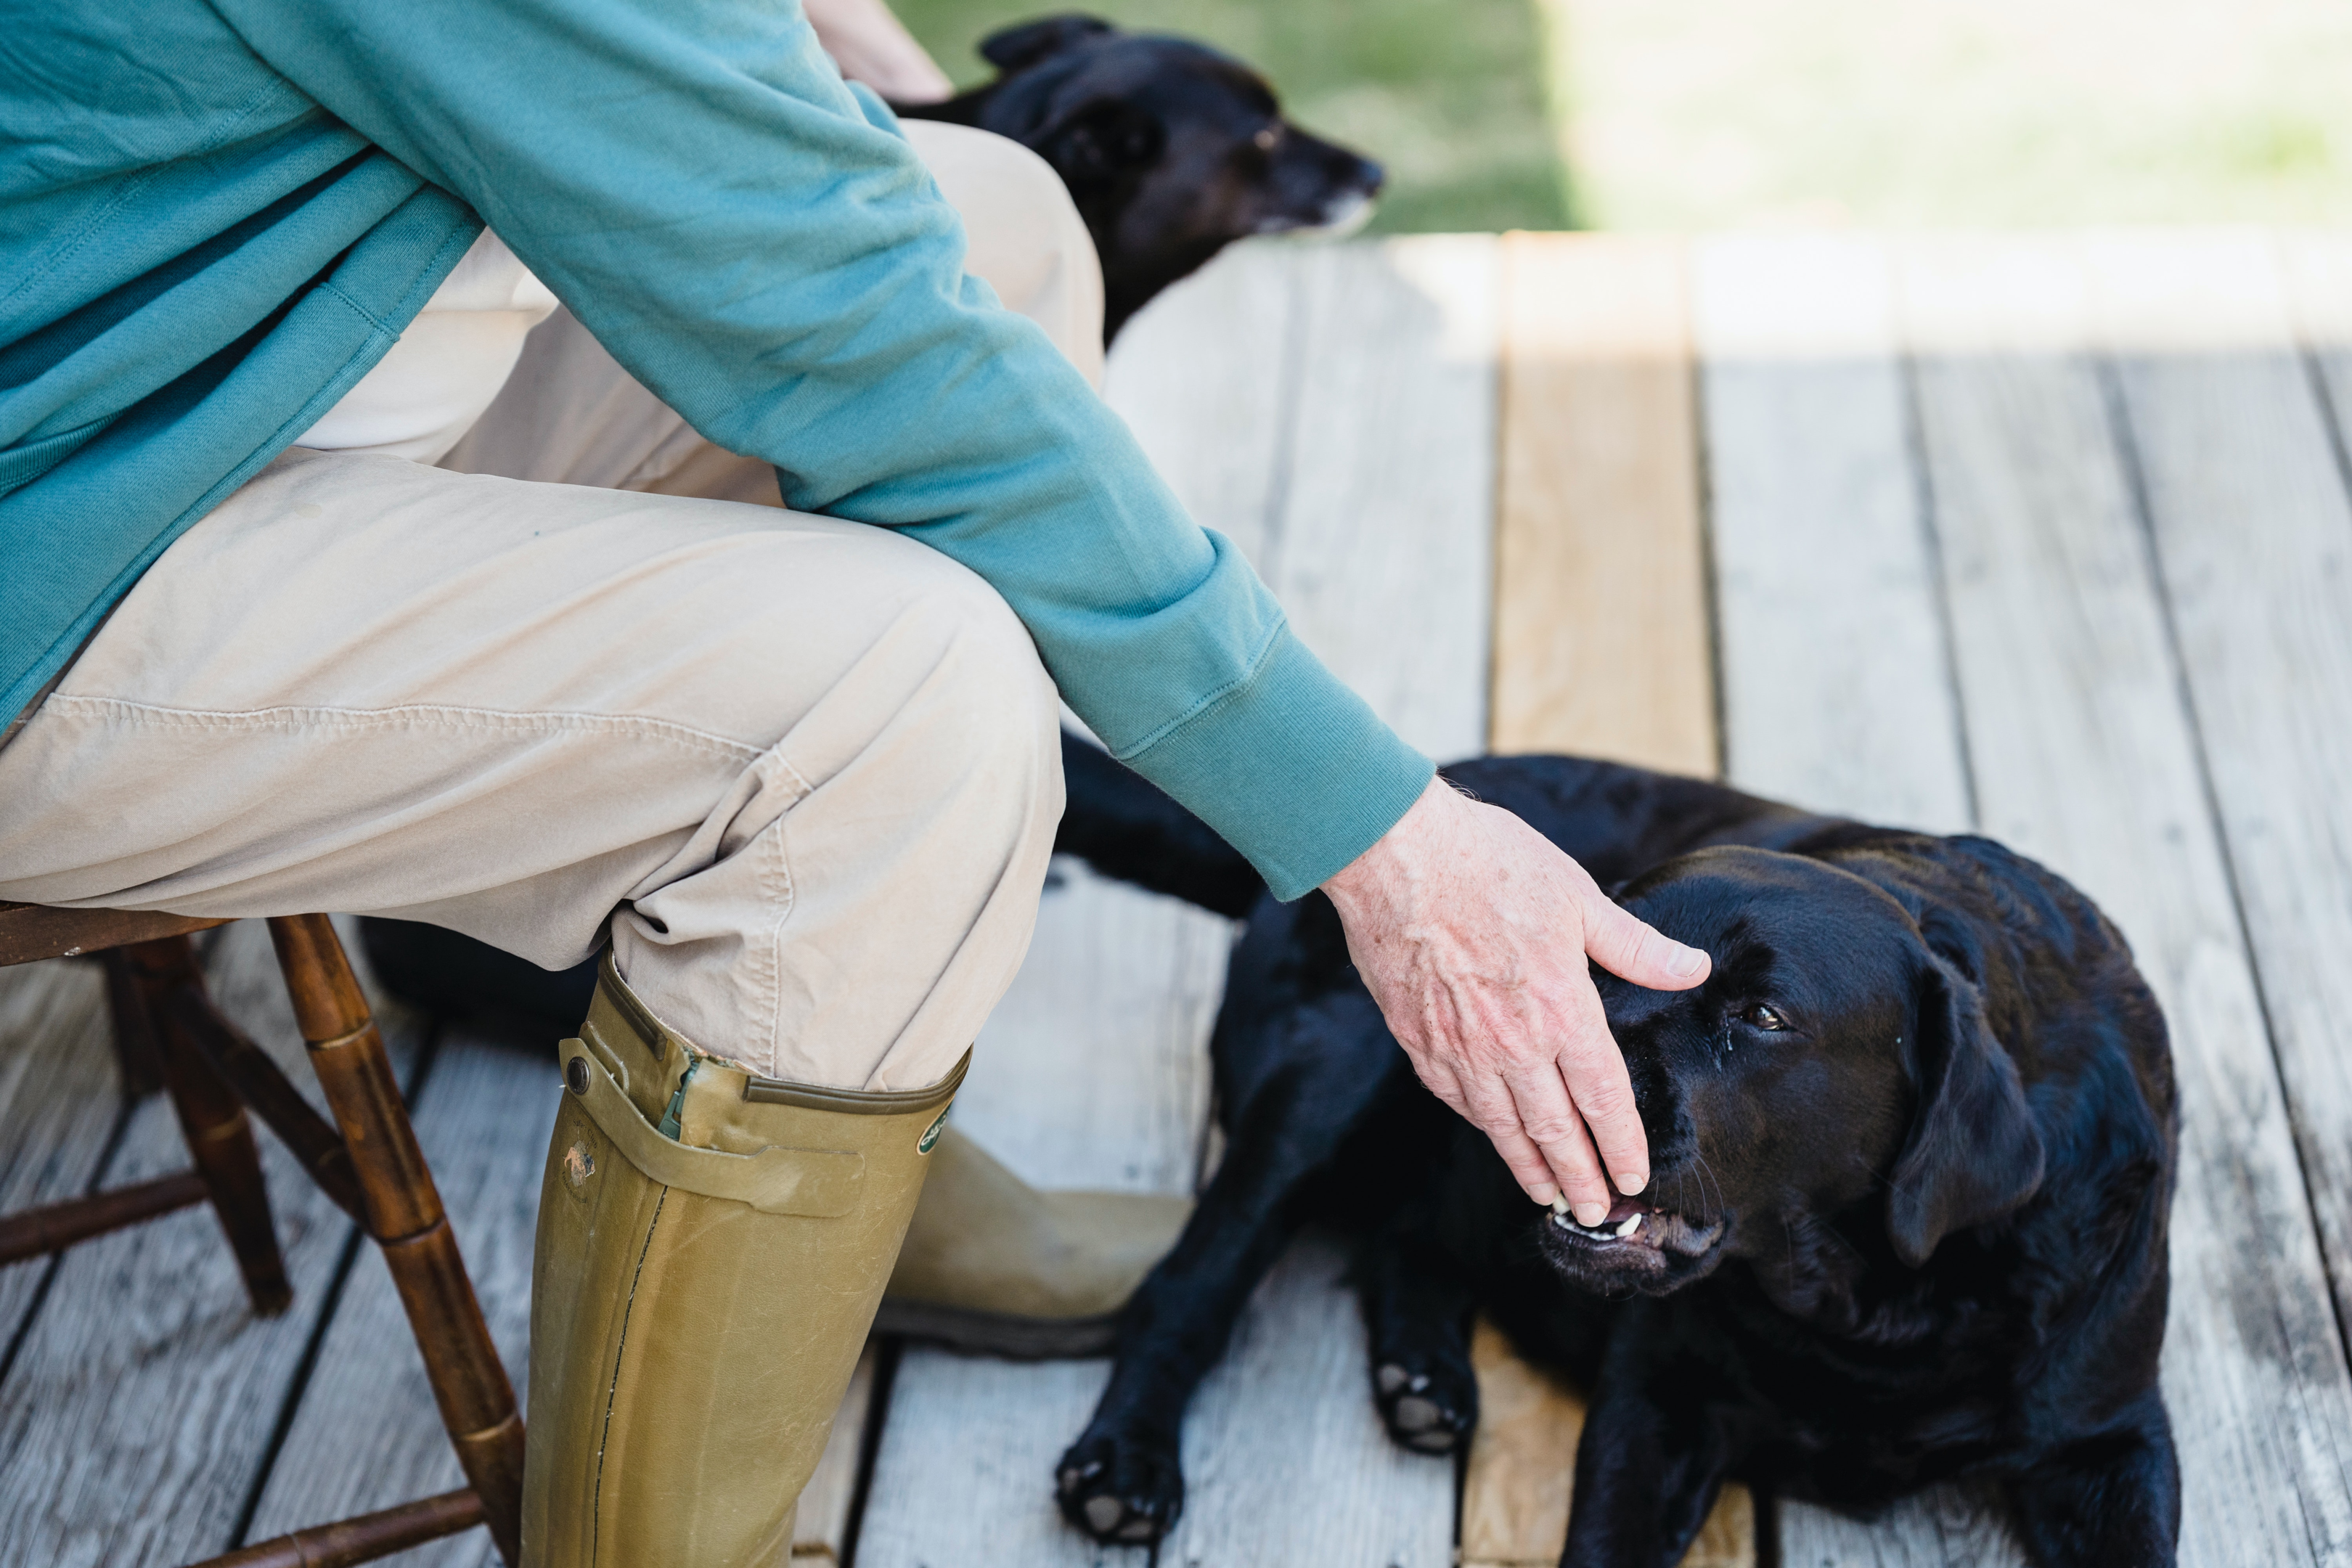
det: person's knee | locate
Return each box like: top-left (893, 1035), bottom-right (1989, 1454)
top-left (899, 563), bottom-right (1065, 835)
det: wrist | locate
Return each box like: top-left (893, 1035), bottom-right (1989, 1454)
top-left (1322, 774), bottom-right (1455, 912)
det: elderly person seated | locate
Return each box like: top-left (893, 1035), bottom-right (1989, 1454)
top-left (0, 1), bottom-right (1709, 1561)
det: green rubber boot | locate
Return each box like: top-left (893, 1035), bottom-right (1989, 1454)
top-left (877, 1126), bottom-right (1192, 1358)
top-left (522, 954), bottom-right (962, 1567)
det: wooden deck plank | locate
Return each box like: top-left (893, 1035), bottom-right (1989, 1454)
top-left (1899, 232), bottom-right (2352, 1567)
top-left (1695, 232), bottom-right (1973, 835)
top-left (854, 245), bottom-right (1299, 1568)
top-left (1692, 232), bottom-right (2003, 1567)
top-left (1127, 235), bottom-right (1498, 1564)
top-left (1270, 234), bottom-right (1499, 763)
top-left (949, 855), bottom-right (1229, 1198)
top-left (239, 1030), bottom-right (552, 1566)
top-left (1469, 232), bottom-right (1749, 1568)
top-left (1149, 1233), bottom-right (1455, 1568)
top-left (2282, 231), bottom-right (2352, 452)
top-left (0, 960), bottom-right (125, 1350)
top-left (859, 237), bottom-right (1487, 1567)
top-left (0, 920), bottom-right (417, 1565)
top-left (1461, 1317), bottom-right (1752, 1568)
top-left (2081, 224), bottom-right (2352, 1490)
top-left (856, 1354), bottom-right (1120, 1568)
top-left (1490, 232), bottom-right (1715, 774)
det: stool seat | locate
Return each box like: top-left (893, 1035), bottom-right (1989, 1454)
top-left (0, 900), bottom-right (229, 967)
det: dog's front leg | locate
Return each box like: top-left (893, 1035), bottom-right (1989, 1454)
top-left (2006, 1392), bottom-right (2179, 1567)
top-left (1360, 1194), bottom-right (1480, 1455)
top-left (1056, 990), bottom-right (1405, 1545)
top-left (1561, 1334), bottom-right (1736, 1568)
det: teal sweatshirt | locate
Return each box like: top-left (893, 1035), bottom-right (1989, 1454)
top-left (0, 0), bottom-right (1433, 900)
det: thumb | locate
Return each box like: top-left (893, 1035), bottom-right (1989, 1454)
top-left (1582, 894), bottom-right (1710, 990)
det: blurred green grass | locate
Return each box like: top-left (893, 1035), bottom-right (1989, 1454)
top-left (1549, 0), bottom-right (2352, 230)
top-left (889, 0), bottom-right (1574, 233)
top-left (893, 1), bottom-right (2352, 234)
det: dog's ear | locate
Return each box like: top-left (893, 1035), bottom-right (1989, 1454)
top-left (1032, 99), bottom-right (1164, 192)
top-left (979, 15), bottom-right (1114, 73)
top-left (1886, 955), bottom-right (2046, 1268)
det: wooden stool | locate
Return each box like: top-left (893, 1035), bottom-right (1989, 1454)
top-left (0, 904), bottom-right (526, 1567)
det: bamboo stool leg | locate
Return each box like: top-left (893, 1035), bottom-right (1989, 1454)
top-left (194, 1489), bottom-right (485, 1568)
top-left (131, 935), bottom-right (367, 1222)
top-left (132, 944), bottom-right (292, 1318)
top-left (99, 948), bottom-right (166, 1097)
top-left (266, 915), bottom-right (526, 1567)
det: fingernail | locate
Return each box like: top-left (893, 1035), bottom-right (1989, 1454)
top-left (1575, 1202), bottom-right (1608, 1227)
top-left (1669, 944), bottom-right (1707, 979)
top-left (1617, 1172), bottom-right (1647, 1196)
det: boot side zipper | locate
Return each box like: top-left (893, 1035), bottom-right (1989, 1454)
top-left (657, 1059), bottom-right (700, 1141)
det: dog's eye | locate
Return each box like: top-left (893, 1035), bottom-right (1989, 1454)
top-left (1739, 1003), bottom-right (1790, 1032)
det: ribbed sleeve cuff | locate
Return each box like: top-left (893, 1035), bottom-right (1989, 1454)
top-left (1112, 624), bottom-right (1434, 902)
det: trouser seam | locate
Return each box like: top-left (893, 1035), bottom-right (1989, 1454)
top-left (36, 693), bottom-right (767, 764)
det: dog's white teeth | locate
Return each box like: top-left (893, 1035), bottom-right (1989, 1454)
top-left (1549, 1194), bottom-right (1570, 1217)
top-left (1614, 1213), bottom-right (1643, 1238)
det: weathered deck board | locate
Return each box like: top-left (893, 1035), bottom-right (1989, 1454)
top-left (860, 237), bottom-right (1487, 1568)
top-left (1490, 232), bottom-right (1715, 774)
top-left (1151, 1233), bottom-right (1455, 1568)
top-left (1695, 232), bottom-right (1973, 835)
top-left (1469, 233), bottom-right (1750, 1568)
top-left (0, 920), bottom-right (417, 1565)
top-left (1461, 1315), bottom-right (1752, 1568)
top-left (851, 247), bottom-right (1294, 1568)
top-left (1271, 234), bottom-right (1498, 762)
top-left (240, 1030), bottom-right (552, 1565)
top-left (2084, 232), bottom-right (2352, 1364)
top-left (0, 960), bottom-right (123, 1352)
top-left (1901, 233), bottom-right (2352, 1567)
top-left (1694, 232), bottom-right (2008, 1567)
top-left (949, 854), bottom-right (1228, 1199)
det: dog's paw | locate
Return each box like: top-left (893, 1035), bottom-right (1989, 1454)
top-left (1371, 1353), bottom-right (1477, 1455)
top-left (1055, 1427), bottom-right (1185, 1545)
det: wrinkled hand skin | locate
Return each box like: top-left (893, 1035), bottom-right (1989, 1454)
top-left (1323, 777), bottom-right (1710, 1225)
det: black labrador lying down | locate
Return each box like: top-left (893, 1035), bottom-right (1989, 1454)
top-left (897, 15), bottom-right (1386, 340)
top-left (1053, 740), bottom-right (2181, 1567)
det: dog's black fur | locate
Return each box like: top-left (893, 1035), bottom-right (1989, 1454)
top-left (1053, 738), bottom-right (2181, 1567)
top-left (895, 15), bottom-right (1385, 340)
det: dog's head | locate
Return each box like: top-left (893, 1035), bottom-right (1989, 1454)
top-left (942, 15), bottom-right (1385, 336)
top-left (1535, 846), bottom-right (2047, 1310)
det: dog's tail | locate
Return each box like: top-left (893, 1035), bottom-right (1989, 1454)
top-left (1055, 730), bottom-right (1265, 918)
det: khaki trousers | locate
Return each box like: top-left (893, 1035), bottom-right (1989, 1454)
top-left (0, 121), bottom-right (1095, 1093)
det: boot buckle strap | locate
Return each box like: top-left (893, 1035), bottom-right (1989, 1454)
top-left (560, 1045), bottom-right (865, 1217)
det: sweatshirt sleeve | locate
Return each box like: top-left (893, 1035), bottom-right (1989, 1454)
top-left (205, 0), bottom-right (1431, 899)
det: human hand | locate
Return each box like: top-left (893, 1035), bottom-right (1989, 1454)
top-left (1320, 776), bottom-right (1711, 1224)
top-left (804, 0), bottom-right (956, 104)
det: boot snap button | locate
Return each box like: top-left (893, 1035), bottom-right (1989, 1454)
top-left (566, 1056), bottom-right (590, 1096)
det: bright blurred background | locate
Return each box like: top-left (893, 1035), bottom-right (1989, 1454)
top-left (891, 0), bottom-right (2352, 234)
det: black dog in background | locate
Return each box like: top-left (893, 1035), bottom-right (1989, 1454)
top-left (1050, 743), bottom-right (2181, 1567)
top-left (896, 15), bottom-right (1385, 339)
